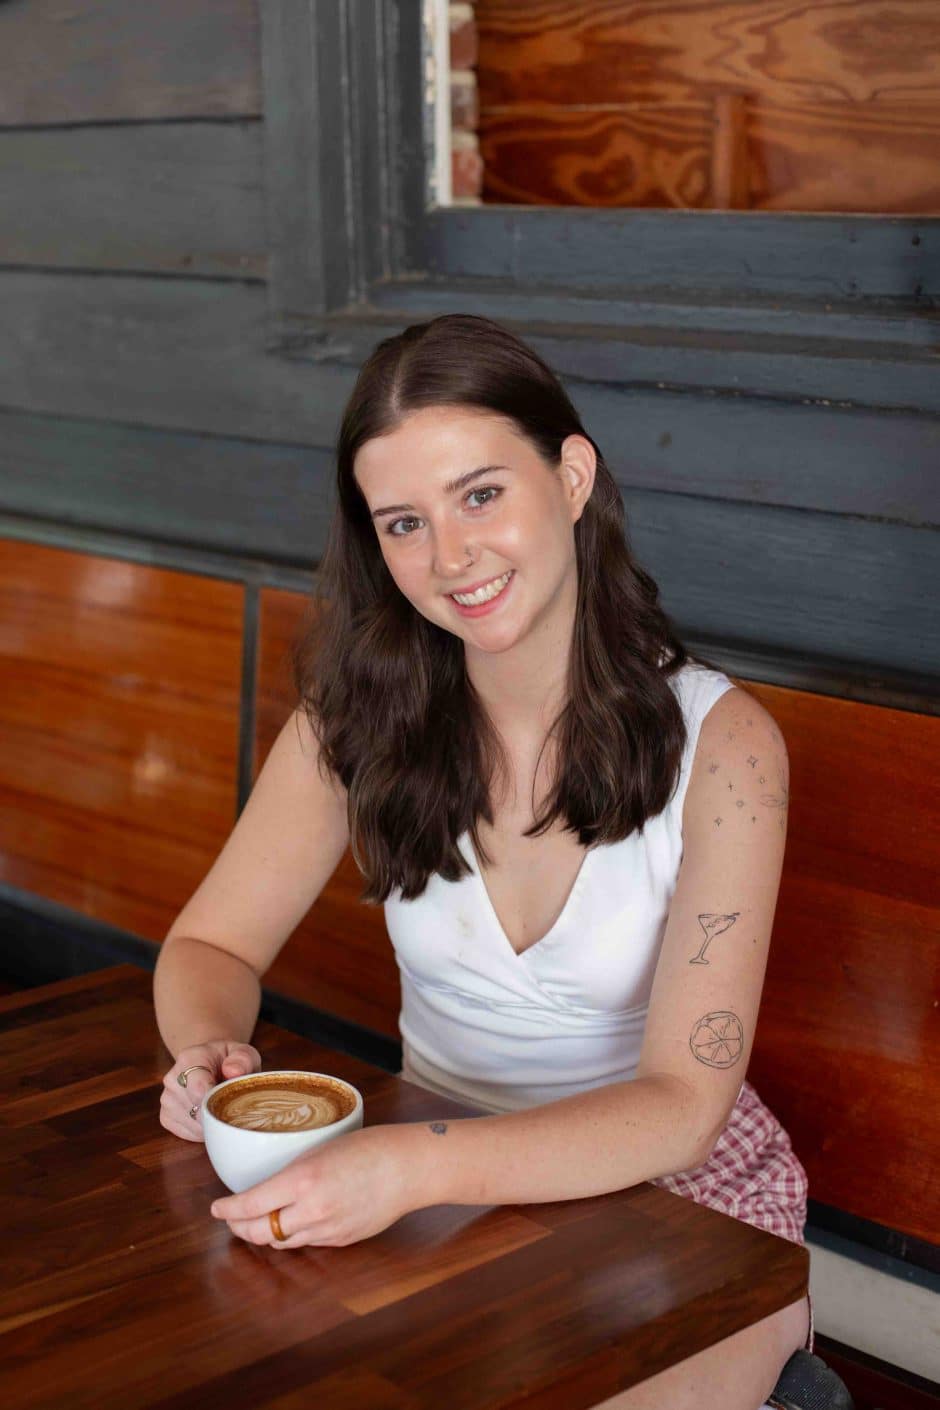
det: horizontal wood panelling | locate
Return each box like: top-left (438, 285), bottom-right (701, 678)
top-left (254, 588), bottom-right (400, 1039)
top-left (479, 100), bottom-right (940, 213)
top-left (0, 411), bottom-right (335, 562)
top-left (0, 124), bottom-right (266, 277)
top-left (476, 1), bottom-right (940, 107)
top-left (362, 288), bottom-right (940, 412)
top-left (1, 0), bottom-right (260, 126)
top-left (0, 273), bottom-right (356, 444)
top-left (1, 435), bottom-right (937, 681)
top-left (745, 681), bottom-right (939, 1244)
top-left (425, 206), bottom-right (935, 302)
top-left (624, 491), bottom-right (940, 682)
top-left (0, 540), bottom-right (242, 941)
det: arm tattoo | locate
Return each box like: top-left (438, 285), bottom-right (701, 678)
top-left (689, 1012), bottom-right (744, 1068)
top-left (689, 912), bottom-right (740, 965)
top-left (428, 1122), bottom-right (448, 1135)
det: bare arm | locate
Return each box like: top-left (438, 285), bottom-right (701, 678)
top-left (403, 688), bottom-right (789, 1207)
top-left (154, 708), bottom-right (349, 1133)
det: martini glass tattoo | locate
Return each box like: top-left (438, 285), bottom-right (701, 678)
top-left (689, 912), bottom-right (740, 965)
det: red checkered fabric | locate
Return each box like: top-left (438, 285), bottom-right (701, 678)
top-left (653, 1080), bottom-right (813, 1355)
top-left (652, 1079), bottom-right (808, 1245)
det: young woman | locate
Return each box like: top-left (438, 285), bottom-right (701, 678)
top-left (155, 315), bottom-right (810, 1409)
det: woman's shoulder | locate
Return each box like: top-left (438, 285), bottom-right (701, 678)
top-left (665, 657), bottom-right (737, 723)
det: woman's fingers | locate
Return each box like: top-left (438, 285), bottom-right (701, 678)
top-left (160, 1044), bottom-right (225, 1138)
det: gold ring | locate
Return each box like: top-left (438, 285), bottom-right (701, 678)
top-left (269, 1208), bottom-right (286, 1242)
top-left (177, 1064), bottom-right (213, 1089)
top-left (189, 1103), bottom-right (200, 1121)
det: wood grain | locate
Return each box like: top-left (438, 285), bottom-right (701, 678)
top-left (255, 588), bottom-right (401, 1039)
top-left (0, 124), bottom-right (266, 277)
top-left (476, 1), bottom-right (940, 212)
top-left (743, 681), bottom-right (940, 1244)
top-left (476, 1), bottom-right (940, 108)
top-left (0, 540), bottom-right (242, 940)
top-left (0, 967), bottom-right (808, 1409)
top-left (0, 0), bottom-right (260, 125)
top-left (479, 99), bottom-right (940, 210)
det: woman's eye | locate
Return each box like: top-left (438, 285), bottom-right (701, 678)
top-left (467, 486), bottom-right (501, 509)
top-left (387, 516), bottom-right (421, 537)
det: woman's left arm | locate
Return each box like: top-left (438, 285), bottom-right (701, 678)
top-left (212, 688), bottom-right (788, 1245)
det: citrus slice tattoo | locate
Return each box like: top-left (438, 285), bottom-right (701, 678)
top-left (689, 911), bottom-right (740, 965)
top-left (690, 1012), bottom-right (745, 1068)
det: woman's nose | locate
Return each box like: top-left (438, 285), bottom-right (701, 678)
top-left (432, 521), bottom-right (472, 578)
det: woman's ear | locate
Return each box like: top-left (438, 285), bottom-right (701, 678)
top-left (559, 435), bottom-right (597, 523)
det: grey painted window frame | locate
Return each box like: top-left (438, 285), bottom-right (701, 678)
top-left (259, 0), bottom-right (938, 349)
top-left (256, 0), bottom-right (940, 703)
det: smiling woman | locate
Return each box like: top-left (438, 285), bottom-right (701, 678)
top-left (155, 314), bottom-right (820, 1410)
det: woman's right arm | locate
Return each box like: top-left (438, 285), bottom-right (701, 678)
top-left (155, 708), bottom-right (350, 1139)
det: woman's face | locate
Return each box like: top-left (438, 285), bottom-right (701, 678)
top-left (353, 406), bottom-right (595, 658)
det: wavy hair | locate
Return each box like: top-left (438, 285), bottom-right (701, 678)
top-left (293, 314), bottom-right (691, 901)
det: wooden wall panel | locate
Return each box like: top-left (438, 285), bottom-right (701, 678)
top-left (745, 681), bottom-right (940, 1243)
top-left (0, 0), bottom-right (261, 125)
top-left (254, 588), bottom-right (401, 1040)
top-left (0, 411), bottom-right (335, 565)
top-left (0, 274), bottom-right (355, 445)
top-left (0, 541), bottom-right (243, 941)
top-left (479, 101), bottom-right (940, 212)
top-left (476, 1), bottom-right (940, 212)
top-left (476, 1), bottom-right (940, 107)
top-left (0, 125), bottom-right (266, 277)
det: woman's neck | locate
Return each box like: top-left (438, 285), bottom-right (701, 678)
top-left (465, 609), bottom-right (574, 739)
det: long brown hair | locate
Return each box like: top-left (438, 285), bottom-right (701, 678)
top-left (293, 314), bottom-right (690, 901)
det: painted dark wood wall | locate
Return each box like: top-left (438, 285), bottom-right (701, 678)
top-left (0, 0), bottom-right (937, 701)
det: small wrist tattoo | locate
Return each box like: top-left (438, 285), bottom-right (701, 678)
top-left (428, 1121), bottom-right (448, 1135)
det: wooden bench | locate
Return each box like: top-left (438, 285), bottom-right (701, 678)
top-left (1, 540), bottom-right (937, 1407)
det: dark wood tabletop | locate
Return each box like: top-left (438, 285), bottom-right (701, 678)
top-left (0, 965), bottom-right (808, 1409)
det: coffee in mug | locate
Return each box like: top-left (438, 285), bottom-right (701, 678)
top-left (208, 1073), bottom-right (357, 1133)
top-left (202, 1070), bottom-right (363, 1193)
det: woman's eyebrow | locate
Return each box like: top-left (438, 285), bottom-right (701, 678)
top-left (370, 465), bottom-right (511, 519)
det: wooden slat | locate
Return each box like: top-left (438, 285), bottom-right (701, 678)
top-left (0, 0), bottom-right (260, 125)
top-left (476, 1), bottom-right (940, 109)
top-left (478, 100), bottom-right (940, 212)
top-left (254, 588), bottom-right (401, 1039)
top-left (744, 681), bottom-right (940, 1244)
top-left (0, 124), bottom-right (266, 277)
top-left (0, 273), bottom-right (355, 445)
top-left (0, 411), bottom-right (334, 564)
top-left (0, 541), bottom-right (242, 941)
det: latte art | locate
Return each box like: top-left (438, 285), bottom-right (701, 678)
top-left (222, 1087), bottom-right (345, 1132)
top-left (208, 1072), bottom-right (358, 1134)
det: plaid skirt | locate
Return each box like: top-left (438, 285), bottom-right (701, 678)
top-left (652, 1079), bottom-right (813, 1352)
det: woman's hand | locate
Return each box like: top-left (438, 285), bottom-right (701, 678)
top-left (160, 1040), bottom-right (262, 1142)
top-left (210, 1124), bottom-right (418, 1247)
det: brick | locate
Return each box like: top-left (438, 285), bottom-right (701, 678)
top-left (450, 3), bottom-right (478, 71)
top-left (452, 131), bottom-right (483, 200)
top-left (450, 72), bottom-right (478, 132)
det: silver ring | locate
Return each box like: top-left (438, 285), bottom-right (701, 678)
top-left (189, 1103), bottom-right (200, 1121)
top-left (177, 1064), bottom-right (213, 1089)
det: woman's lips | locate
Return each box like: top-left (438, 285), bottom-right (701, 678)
top-left (448, 570), bottom-right (515, 618)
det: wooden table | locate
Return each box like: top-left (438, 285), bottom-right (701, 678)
top-left (1, 966), bottom-right (808, 1409)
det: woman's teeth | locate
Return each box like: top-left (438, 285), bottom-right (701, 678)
top-left (451, 571), bottom-right (513, 606)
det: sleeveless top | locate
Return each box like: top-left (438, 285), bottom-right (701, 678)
top-left (384, 661), bottom-right (734, 1112)
top-left (383, 659), bottom-right (810, 1260)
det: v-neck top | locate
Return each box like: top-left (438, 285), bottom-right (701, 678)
top-left (383, 662), bottom-right (735, 1114)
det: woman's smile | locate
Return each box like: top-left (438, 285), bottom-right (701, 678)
top-left (448, 569), bottom-right (516, 616)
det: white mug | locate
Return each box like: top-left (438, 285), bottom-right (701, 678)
top-left (202, 1070), bottom-right (364, 1193)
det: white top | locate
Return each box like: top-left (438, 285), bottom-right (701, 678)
top-left (383, 662), bottom-right (735, 1114)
